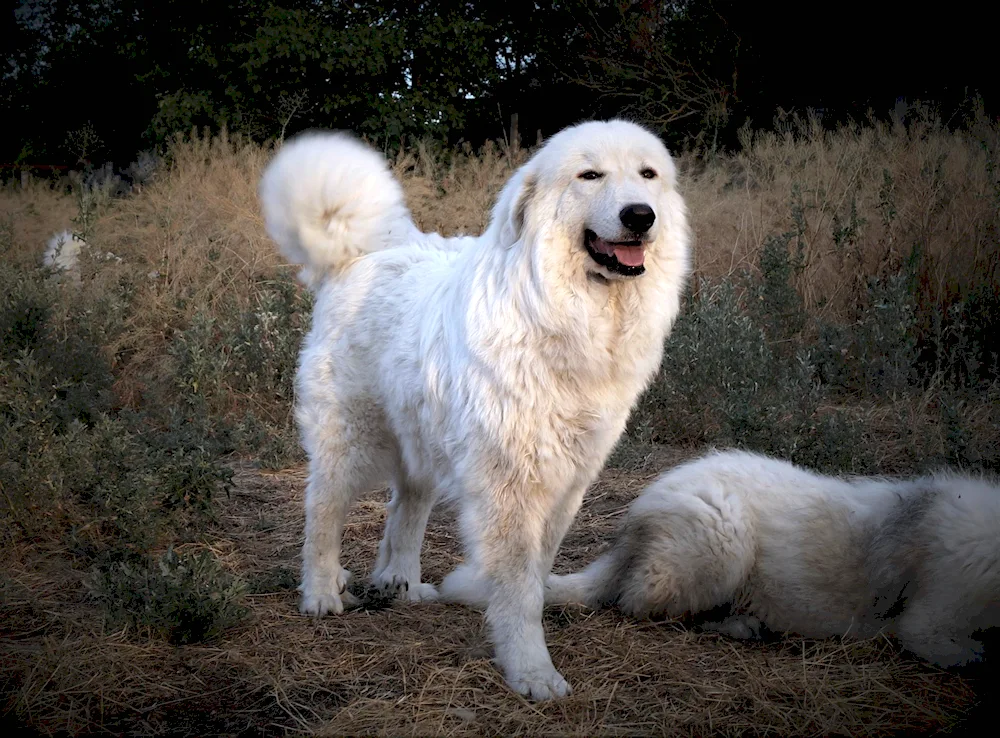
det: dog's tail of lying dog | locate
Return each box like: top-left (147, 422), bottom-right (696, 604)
top-left (545, 553), bottom-right (621, 609)
top-left (259, 131), bottom-right (419, 285)
top-left (545, 458), bottom-right (758, 619)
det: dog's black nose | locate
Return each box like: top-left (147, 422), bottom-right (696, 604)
top-left (620, 203), bottom-right (656, 234)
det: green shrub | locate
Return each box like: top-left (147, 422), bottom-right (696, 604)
top-left (753, 231), bottom-right (806, 347)
top-left (0, 267), bottom-right (51, 358)
top-left (0, 262), bottom-right (232, 551)
top-left (168, 272), bottom-right (309, 461)
top-left (227, 276), bottom-right (309, 401)
top-left (918, 285), bottom-right (1000, 389)
top-left (621, 279), bottom-right (869, 474)
top-left (171, 274), bottom-right (308, 404)
top-left (614, 175), bottom-right (999, 476)
top-left (812, 273), bottom-right (918, 399)
top-left (170, 312), bottom-right (230, 403)
top-left (90, 547), bottom-right (249, 645)
top-left (157, 446), bottom-right (234, 522)
top-left (233, 411), bottom-right (303, 470)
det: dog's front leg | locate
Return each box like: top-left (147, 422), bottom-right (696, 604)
top-left (540, 483), bottom-right (590, 573)
top-left (466, 488), bottom-right (572, 701)
top-left (439, 484), bottom-right (589, 612)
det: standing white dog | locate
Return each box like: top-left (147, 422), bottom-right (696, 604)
top-left (259, 120), bottom-right (690, 699)
top-left (546, 450), bottom-right (1000, 667)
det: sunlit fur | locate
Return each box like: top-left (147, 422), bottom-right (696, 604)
top-left (259, 120), bottom-right (690, 699)
top-left (546, 450), bottom-right (1000, 667)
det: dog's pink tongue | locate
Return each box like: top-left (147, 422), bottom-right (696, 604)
top-left (613, 246), bottom-right (645, 266)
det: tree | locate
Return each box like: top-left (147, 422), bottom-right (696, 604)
top-left (4, 0), bottom-right (994, 168)
top-left (555, 1), bottom-right (741, 150)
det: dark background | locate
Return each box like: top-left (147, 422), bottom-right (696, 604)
top-left (3, 1), bottom-right (994, 167)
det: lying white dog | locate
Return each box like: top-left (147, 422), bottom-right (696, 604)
top-left (545, 450), bottom-right (1000, 666)
top-left (259, 120), bottom-right (690, 699)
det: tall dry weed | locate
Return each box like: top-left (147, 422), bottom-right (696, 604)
top-left (87, 131), bottom-right (530, 394)
top-left (11, 112), bottom-right (997, 411)
top-left (0, 179), bottom-right (78, 265)
top-left (681, 106), bottom-right (1000, 318)
top-left (393, 139), bottom-right (527, 235)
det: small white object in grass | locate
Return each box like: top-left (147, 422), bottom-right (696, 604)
top-left (43, 230), bottom-right (86, 273)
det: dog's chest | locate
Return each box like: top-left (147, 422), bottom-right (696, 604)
top-left (589, 283), bottom-right (666, 369)
top-left (527, 378), bottom-right (632, 463)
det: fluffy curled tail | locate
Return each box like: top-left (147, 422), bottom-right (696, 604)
top-left (259, 131), bottom-right (418, 285)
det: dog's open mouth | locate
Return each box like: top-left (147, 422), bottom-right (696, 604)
top-left (584, 229), bottom-right (646, 277)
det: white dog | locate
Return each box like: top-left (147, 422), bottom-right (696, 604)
top-left (545, 450), bottom-right (1000, 667)
top-left (43, 230), bottom-right (86, 276)
top-left (259, 120), bottom-right (691, 699)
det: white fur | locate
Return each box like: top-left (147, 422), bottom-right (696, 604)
top-left (259, 121), bottom-right (690, 699)
top-left (259, 132), bottom-right (424, 286)
top-left (546, 450), bottom-right (1000, 667)
top-left (43, 230), bottom-right (85, 275)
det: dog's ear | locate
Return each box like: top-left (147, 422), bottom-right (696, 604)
top-left (491, 169), bottom-right (538, 247)
top-left (512, 174), bottom-right (536, 241)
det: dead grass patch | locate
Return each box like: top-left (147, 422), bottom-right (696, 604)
top-left (0, 180), bottom-right (77, 266)
top-left (12, 111), bottom-right (995, 411)
top-left (1, 457), bottom-right (979, 736)
top-left (682, 109), bottom-right (1000, 316)
top-left (3, 112), bottom-right (997, 735)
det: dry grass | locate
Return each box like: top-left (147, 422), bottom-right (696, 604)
top-left (3, 115), bottom-right (996, 735)
top-left (0, 178), bottom-right (77, 266)
top-left (8, 108), bottom-right (996, 332)
top-left (1, 454), bottom-right (979, 736)
top-left (682, 109), bottom-right (1000, 316)
top-left (3, 132), bottom-right (529, 403)
top-left (395, 140), bottom-right (528, 237)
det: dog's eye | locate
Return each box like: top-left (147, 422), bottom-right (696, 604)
top-left (640, 168), bottom-right (658, 179)
top-left (578, 170), bottom-right (603, 181)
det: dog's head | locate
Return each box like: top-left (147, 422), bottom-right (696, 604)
top-left (489, 120), bottom-right (687, 283)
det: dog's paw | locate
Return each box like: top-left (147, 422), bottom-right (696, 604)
top-left (300, 569), bottom-right (356, 615)
top-left (506, 666), bottom-right (572, 701)
top-left (407, 581), bottom-right (440, 602)
top-left (704, 614), bottom-right (763, 640)
top-left (300, 591), bottom-right (346, 615)
top-left (371, 571), bottom-right (439, 602)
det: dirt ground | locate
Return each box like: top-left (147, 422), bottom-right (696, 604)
top-left (1, 448), bottom-right (983, 736)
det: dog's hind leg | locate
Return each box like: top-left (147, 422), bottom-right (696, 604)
top-left (299, 406), bottom-right (392, 616)
top-left (895, 587), bottom-right (986, 667)
top-left (439, 561), bottom-right (491, 608)
top-left (371, 478), bottom-right (439, 602)
top-left (299, 455), bottom-right (360, 615)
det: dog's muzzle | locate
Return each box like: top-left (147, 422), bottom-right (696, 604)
top-left (584, 229), bottom-right (647, 277)
top-left (583, 203), bottom-right (656, 277)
